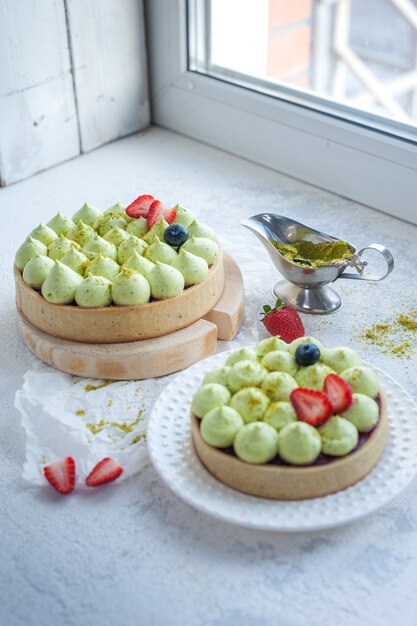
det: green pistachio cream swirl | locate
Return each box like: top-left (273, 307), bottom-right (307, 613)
top-left (41, 260), bottom-right (83, 304)
top-left (15, 237), bottom-right (47, 270)
top-left (46, 212), bottom-right (75, 236)
top-left (75, 274), bottom-right (112, 308)
top-left (72, 202), bottom-right (102, 227)
top-left (192, 338), bottom-right (380, 467)
top-left (23, 254), bottom-right (54, 289)
top-left (16, 201), bottom-right (219, 307)
top-left (111, 268), bottom-right (151, 305)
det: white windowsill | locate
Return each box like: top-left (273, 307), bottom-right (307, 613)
top-left (2, 127), bottom-right (417, 625)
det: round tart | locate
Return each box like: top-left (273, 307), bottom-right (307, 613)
top-left (14, 197), bottom-right (224, 343)
top-left (191, 338), bottom-right (388, 500)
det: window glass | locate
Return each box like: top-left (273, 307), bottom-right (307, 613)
top-left (190, 0), bottom-right (417, 132)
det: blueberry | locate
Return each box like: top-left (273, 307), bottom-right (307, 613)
top-left (295, 343), bottom-right (321, 366)
top-left (164, 224), bottom-right (189, 247)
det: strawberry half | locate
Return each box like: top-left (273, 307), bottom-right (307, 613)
top-left (44, 457), bottom-right (76, 495)
top-left (323, 374), bottom-right (353, 413)
top-left (260, 299), bottom-right (304, 343)
top-left (147, 200), bottom-right (176, 228)
top-left (290, 388), bottom-right (332, 426)
top-left (126, 194), bottom-right (155, 219)
top-left (85, 457), bottom-right (124, 488)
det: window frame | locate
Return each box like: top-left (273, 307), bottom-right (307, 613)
top-left (145, 0), bottom-right (417, 224)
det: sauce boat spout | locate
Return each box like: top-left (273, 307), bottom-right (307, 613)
top-left (241, 215), bottom-right (289, 273)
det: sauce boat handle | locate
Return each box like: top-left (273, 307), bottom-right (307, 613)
top-left (338, 243), bottom-right (394, 281)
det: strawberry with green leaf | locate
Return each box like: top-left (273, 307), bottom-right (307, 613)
top-left (261, 299), bottom-right (305, 343)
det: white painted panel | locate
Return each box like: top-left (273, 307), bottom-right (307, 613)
top-left (0, 0), bottom-right (80, 186)
top-left (0, 0), bottom-right (70, 97)
top-left (0, 74), bottom-right (80, 186)
top-left (66, 0), bottom-right (150, 152)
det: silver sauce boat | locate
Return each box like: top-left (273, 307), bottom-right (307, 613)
top-left (241, 213), bottom-right (394, 314)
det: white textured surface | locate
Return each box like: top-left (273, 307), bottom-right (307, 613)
top-left (148, 354), bottom-right (417, 531)
top-left (1, 127), bottom-right (417, 625)
top-left (0, 1), bottom-right (79, 185)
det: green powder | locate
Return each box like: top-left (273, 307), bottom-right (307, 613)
top-left (84, 380), bottom-right (114, 392)
top-left (398, 314), bottom-right (417, 331)
top-left (86, 420), bottom-right (106, 435)
top-left (131, 434), bottom-right (146, 445)
top-left (119, 267), bottom-right (138, 278)
top-left (359, 309), bottom-right (417, 359)
top-left (272, 240), bottom-right (352, 267)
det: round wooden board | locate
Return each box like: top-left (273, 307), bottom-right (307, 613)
top-left (18, 313), bottom-right (218, 380)
top-left (16, 254), bottom-right (245, 380)
top-left (191, 390), bottom-right (389, 500)
top-left (14, 249), bottom-right (224, 343)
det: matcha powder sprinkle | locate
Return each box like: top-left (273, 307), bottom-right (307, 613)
top-left (359, 308), bottom-right (417, 358)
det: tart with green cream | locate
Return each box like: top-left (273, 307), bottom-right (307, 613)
top-left (191, 337), bottom-right (388, 499)
top-left (14, 194), bottom-right (220, 308)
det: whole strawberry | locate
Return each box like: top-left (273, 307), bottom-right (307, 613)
top-left (261, 299), bottom-right (305, 343)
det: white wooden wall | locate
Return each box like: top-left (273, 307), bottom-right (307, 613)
top-left (0, 0), bottom-right (150, 186)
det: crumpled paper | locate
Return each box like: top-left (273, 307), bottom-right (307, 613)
top-left (14, 233), bottom-right (270, 486)
top-left (15, 359), bottom-right (160, 484)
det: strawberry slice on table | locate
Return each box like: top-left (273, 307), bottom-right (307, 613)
top-left (324, 374), bottom-right (353, 413)
top-left (147, 200), bottom-right (176, 228)
top-left (85, 457), bottom-right (124, 488)
top-left (43, 457), bottom-right (76, 495)
top-left (260, 299), bottom-right (305, 343)
top-left (290, 388), bottom-right (333, 426)
top-left (125, 194), bottom-right (155, 219)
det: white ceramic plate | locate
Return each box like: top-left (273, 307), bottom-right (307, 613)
top-left (147, 351), bottom-right (417, 531)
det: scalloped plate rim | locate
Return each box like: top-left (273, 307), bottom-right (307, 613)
top-left (147, 350), bottom-right (417, 532)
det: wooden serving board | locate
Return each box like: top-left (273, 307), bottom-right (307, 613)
top-left (17, 254), bottom-right (245, 380)
top-left (191, 389), bottom-right (388, 500)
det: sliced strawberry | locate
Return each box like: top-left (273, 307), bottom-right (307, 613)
top-left (85, 457), bottom-right (124, 488)
top-left (44, 457), bottom-right (76, 495)
top-left (324, 374), bottom-right (353, 413)
top-left (290, 388), bottom-right (333, 426)
top-left (147, 200), bottom-right (176, 228)
top-left (126, 194), bottom-right (155, 219)
top-left (162, 208), bottom-right (176, 224)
